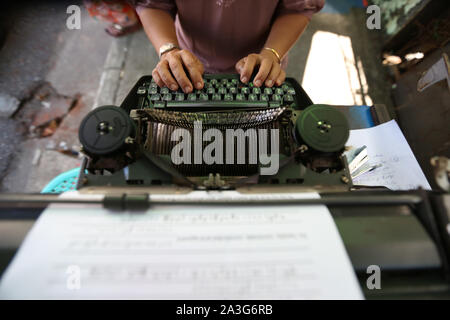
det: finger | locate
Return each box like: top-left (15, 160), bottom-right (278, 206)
top-left (181, 52), bottom-right (204, 90)
top-left (168, 55), bottom-right (193, 93)
top-left (254, 59), bottom-right (272, 87)
top-left (193, 54), bottom-right (205, 74)
top-left (240, 54), bottom-right (258, 83)
top-left (235, 58), bottom-right (246, 74)
top-left (157, 60), bottom-right (178, 90)
top-left (275, 69), bottom-right (286, 86)
top-left (152, 69), bottom-right (165, 88)
top-left (264, 63), bottom-right (281, 87)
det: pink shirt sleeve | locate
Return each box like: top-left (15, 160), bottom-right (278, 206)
top-left (131, 0), bottom-right (177, 17)
top-left (132, 0), bottom-right (325, 19)
top-left (276, 0), bottom-right (325, 19)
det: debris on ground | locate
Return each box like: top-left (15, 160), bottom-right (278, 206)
top-left (46, 140), bottom-right (81, 158)
top-left (0, 93), bottom-right (20, 118)
top-left (31, 149), bottom-right (42, 166)
top-left (13, 82), bottom-right (80, 138)
top-left (0, 118), bottom-right (22, 179)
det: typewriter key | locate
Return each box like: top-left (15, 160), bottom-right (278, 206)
top-left (296, 104), bottom-right (349, 153)
top-left (78, 105), bottom-right (135, 156)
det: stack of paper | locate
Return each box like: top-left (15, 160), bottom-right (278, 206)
top-left (345, 145), bottom-right (372, 178)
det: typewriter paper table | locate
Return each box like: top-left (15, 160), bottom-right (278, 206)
top-left (0, 192), bottom-right (362, 299)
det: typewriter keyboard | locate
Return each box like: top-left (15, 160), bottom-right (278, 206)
top-left (136, 74), bottom-right (299, 110)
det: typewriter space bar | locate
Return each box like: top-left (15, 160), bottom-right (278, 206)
top-left (164, 101), bottom-right (279, 109)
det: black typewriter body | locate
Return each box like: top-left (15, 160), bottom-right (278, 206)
top-left (1, 75), bottom-right (450, 299)
top-left (77, 74), bottom-right (352, 191)
top-left (71, 76), bottom-right (450, 299)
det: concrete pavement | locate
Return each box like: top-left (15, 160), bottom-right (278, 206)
top-left (0, 2), bottom-right (112, 192)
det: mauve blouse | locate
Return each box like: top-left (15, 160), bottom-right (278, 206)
top-left (131, 0), bottom-right (325, 73)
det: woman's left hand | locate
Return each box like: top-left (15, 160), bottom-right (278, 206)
top-left (235, 50), bottom-right (286, 87)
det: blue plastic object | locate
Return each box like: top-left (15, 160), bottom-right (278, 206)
top-left (345, 105), bottom-right (375, 128)
top-left (41, 168), bottom-right (81, 194)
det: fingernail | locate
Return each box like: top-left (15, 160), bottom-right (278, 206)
top-left (266, 80), bottom-right (273, 87)
top-left (255, 80), bottom-right (262, 87)
top-left (184, 86), bottom-right (191, 93)
top-left (170, 84), bottom-right (177, 91)
top-left (196, 82), bottom-right (202, 89)
top-left (241, 76), bottom-right (247, 83)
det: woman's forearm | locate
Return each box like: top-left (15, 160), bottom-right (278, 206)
top-left (262, 14), bottom-right (310, 59)
top-left (139, 8), bottom-right (204, 92)
top-left (137, 8), bottom-right (178, 53)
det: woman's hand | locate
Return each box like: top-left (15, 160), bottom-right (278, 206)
top-left (235, 50), bottom-right (286, 87)
top-left (152, 49), bottom-right (205, 93)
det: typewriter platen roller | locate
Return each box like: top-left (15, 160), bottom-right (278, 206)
top-left (77, 75), bottom-right (352, 191)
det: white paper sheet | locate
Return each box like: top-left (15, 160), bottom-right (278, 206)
top-left (347, 120), bottom-right (431, 190)
top-left (0, 192), bottom-right (362, 300)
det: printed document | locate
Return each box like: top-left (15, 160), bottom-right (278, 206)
top-left (0, 192), bottom-right (362, 299)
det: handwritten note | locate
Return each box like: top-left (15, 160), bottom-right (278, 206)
top-left (0, 193), bottom-right (362, 300)
top-left (347, 120), bottom-right (431, 190)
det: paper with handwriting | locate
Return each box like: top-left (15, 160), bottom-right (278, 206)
top-left (347, 120), bottom-right (431, 190)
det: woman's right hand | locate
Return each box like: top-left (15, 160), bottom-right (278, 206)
top-left (152, 49), bottom-right (205, 93)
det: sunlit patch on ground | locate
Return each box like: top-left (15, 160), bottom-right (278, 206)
top-left (301, 31), bottom-right (373, 106)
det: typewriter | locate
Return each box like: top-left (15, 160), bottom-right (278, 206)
top-left (77, 74), bottom-right (352, 191)
top-left (73, 75), bottom-right (450, 298)
top-left (1, 74), bottom-right (449, 299)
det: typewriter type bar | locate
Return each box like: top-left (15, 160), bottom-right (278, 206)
top-left (157, 101), bottom-right (282, 109)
